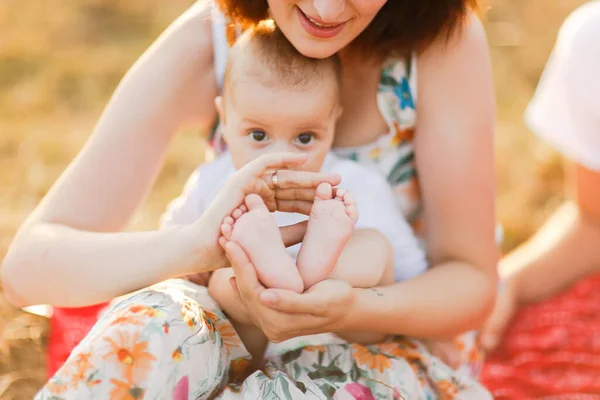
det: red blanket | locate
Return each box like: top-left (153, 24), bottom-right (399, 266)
top-left (47, 303), bottom-right (108, 378)
top-left (481, 274), bottom-right (600, 399)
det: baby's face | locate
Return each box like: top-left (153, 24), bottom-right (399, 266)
top-left (220, 78), bottom-right (341, 172)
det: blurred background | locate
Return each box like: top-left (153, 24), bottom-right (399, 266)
top-left (0, 0), bottom-right (589, 397)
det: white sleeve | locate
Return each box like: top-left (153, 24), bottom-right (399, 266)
top-left (525, 2), bottom-right (600, 170)
top-left (159, 167), bottom-right (206, 228)
top-left (351, 172), bottom-right (428, 281)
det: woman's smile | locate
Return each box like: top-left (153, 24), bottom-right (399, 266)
top-left (296, 6), bottom-right (348, 39)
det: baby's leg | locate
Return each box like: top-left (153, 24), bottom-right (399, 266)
top-left (329, 228), bottom-right (395, 288)
top-left (208, 269), bottom-right (268, 366)
top-left (333, 229), bottom-right (395, 344)
top-left (221, 194), bottom-right (304, 293)
top-left (296, 183), bottom-right (358, 288)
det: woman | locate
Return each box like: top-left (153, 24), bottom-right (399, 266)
top-left (2, 0), bottom-right (496, 398)
top-left (481, 2), bottom-right (600, 398)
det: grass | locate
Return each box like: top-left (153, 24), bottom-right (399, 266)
top-left (0, 0), bottom-right (589, 397)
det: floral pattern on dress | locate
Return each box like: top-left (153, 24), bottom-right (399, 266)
top-left (37, 280), bottom-right (490, 400)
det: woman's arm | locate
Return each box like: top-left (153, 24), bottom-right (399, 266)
top-left (1, 4), bottom-right (218, 308)
top-left (343, 16), bottom-right (498, 338)
top-left (3, 101), bottom-right (336, 311)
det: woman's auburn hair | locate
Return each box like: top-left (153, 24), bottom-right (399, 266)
top-left (214, 0), bottom-right (482, 57)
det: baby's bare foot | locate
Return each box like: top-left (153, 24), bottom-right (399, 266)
top-left (297, 183), bottom-right (358, 288)
top-left (220, 194), bottom-right (304, 293)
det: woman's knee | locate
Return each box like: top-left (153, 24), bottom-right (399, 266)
top-left (41, 280), bottom-right (235, 399)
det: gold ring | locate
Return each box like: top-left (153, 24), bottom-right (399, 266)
top-left (271, 170), bottom-right (280, 190)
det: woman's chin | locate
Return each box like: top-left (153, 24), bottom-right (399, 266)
top-left (292, 39), bottom-right (342, 59)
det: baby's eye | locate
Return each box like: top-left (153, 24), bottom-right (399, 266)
top-left (296, 133), bottom-right (314, 145)
top-left (248, 130), bottom-right (268, 142)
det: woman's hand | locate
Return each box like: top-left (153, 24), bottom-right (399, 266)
top-left (185, 152), bottom-right (339, 274)
top-left (479, 279), bottom-right (517, 351)
top-left (224, 240), bottom-right (354, 342)
top-left (216, 152), bottom-right (340, 216)
top-left (195, 152), bottom-right (339, 235)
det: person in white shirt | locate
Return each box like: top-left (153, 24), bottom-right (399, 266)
top-left (481, 2), bottom-right (600, 396)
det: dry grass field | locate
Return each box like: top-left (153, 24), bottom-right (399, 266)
top-left (0, 0), bottom-right (590, 397)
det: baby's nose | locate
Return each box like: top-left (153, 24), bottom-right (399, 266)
top-left (271, 141), bottom-right (296, 154)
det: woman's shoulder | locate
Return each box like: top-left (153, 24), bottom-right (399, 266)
top-left (159, 1), bottom-right (215, 61)
top-left (416, 13), bottom-right (488, 66)
top-left (174, 1), bottom-right (213, 30)
top-left (415, 13), bottom-right (492, 110)
top-left (384, 14), bottom-right (488, 120)
top-left (152, 1), bottom-right (220, 127)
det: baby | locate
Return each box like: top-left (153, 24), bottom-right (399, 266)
top-left (162, 23), bottom-right (427, 346)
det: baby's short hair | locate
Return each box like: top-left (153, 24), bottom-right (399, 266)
top-left (223, 21), bottom-right (342, 97)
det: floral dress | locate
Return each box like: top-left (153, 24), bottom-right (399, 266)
top-left (35, 8), bottom-right (490, 400)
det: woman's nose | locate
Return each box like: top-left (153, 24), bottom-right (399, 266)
top-left (312, 0), bottom-right (347, 22)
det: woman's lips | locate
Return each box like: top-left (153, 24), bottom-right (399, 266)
top-left (296, 7), bottom-right (346, 39)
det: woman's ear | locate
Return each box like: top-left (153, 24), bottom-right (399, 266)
top-left (215, 96), bottom-right (225, 124)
